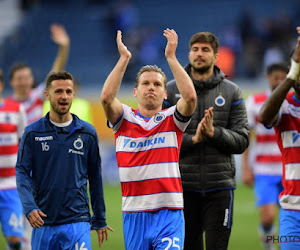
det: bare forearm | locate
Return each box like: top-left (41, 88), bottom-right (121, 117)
top-left (258, 78), bottom-right (294, 125)
top-left (101, 56), bottom-right (130, 105)
top-left (242, 146), bottom-right (250, 171)
top-left (260, 27), bottom-right (300, 125)
top-left (51, 44), bottom-right (70, 72)
top-left (167, 57), bottom-right (195, 104)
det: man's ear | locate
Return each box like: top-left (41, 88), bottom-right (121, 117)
top-left (133, 88), bottom-right (137, 97)
top-left (213, 53), bottom-right (219, 64)
top-left (0, 82), bottom-right (4, 92)
top-left (44, 90), bottom-right (50, 100)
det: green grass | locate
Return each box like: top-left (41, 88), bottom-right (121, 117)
top-left (0, 184), bottom-right (280, 249)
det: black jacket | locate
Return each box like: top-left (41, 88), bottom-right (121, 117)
top-left (163, 64), bottom-right (249, 191)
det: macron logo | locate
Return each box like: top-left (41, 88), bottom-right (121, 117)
top-left (123, 137), bottom-right (166, 149)
top-left (35, 136), bottom-right (53, 141)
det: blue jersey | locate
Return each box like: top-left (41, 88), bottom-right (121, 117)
top-left (16, 113), bottom-right (107, 229)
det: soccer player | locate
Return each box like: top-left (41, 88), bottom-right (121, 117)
top-left (259, 26), bottom-right (300, 250)
top-left (242, 63), bottom-right (287, 250)
top-left (7, 23), bottom-right (70, 249)
top-left (0, 68), bottom-right (27, 250)
top-left (100, 29), bottom-right (196, 249)
top-left (16, 71), bottom-right (112, 249)
top-left (7, 24), bottom-right (70, 124)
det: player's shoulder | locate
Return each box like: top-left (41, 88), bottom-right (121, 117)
top-left (3, 97), bottom-right (21, 112)
top-left (22, 117), bottom-right (46, 138)
top-left (286, 91), bottom-right (294, 101)
top-left (74, 115), bottom-right (97, 135)
top-left (221, 78), bottom-right (241, 91)
top-left (121, 103), bottom-right (136, 116)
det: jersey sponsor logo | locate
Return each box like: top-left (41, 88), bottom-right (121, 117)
top-left (287, 104), bottom-right (300, 118)
top-left (116, 131), bottom-right (178, 153)
top-left (35, 136), bottom-right (53, 141)
top-left (153, 113), bottom-right (165, 123)
top-left (293, 132), bottom-right (300, 144)
top-left (68, 149), bottom-right (84, 155)
top-left (282, 130), bottom-right (300, 148)
top-left (0, 112), bottom-right (19, 125)
top-left (215, 94), bottom-right (225, 107)
top-left (0, 135), bottom-right (13, 144)
top-left (4, 114), bottom-right (10, 123)
top-left (123, 136), bottom-right (166, 149)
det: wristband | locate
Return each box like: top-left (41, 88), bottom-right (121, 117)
top-left (287, 59), bottom-right (300, 80)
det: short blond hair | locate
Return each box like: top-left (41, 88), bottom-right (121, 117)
top-left (135, 65), bottom-right (167, 88)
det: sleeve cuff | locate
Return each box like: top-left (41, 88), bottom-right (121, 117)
top-left (91, 220), bottom-right (107, 230)
top-left (209, 127), bottom-right (221, 142)
top-left (27, 208), bottom-right (41, 219)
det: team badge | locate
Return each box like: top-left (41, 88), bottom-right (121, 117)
top-left (153, 113), bottom-right (165, 123)
top-left (73, 136), bottom-right (84, 150)
top-left (215, 94), bottom-right (225, 107)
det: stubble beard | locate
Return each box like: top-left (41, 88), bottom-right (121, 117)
top-left (50, 102), bottom-right (71, 116)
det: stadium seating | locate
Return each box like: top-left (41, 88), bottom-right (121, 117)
top-left (0, 0), bottom-right (299, 86)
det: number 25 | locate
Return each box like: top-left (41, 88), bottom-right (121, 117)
top-left (162, 237), bottom-right (180, 250)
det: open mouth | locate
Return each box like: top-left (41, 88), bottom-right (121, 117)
top-left (59, 102), bottom-right (69, 108)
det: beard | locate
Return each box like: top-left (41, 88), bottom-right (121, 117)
top-left (50, 102), bottom-right (71, 115)
top-left (192, 64), bottom-right (212, 74)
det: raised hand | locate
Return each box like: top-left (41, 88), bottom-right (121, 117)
top-left (50, 24), bottom-right (70, 47)
top-left (192, 107), bottom-right (214, 144)
top-left (116, 30), bottom-right (132, 59)
top-left (163, 28), bottom-right (178, 59)
top-left (292, 26), bottom-right (300, 63)
top-left (192, 120), bottom-right (205, 144)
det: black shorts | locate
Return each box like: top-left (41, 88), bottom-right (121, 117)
top-left (183, 189), bottom-right (234, 250)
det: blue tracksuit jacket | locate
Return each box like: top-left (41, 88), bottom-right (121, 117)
top-left (16, 113), bottom-right (107, 229)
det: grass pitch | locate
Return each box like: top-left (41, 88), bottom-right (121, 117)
top-left (0, 184), bottom-right (279, 249)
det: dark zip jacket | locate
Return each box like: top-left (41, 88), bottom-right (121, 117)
top-left (163, 64), bottom-right (249, 191)
top-left (16, 113), bottom-right (107, 229)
